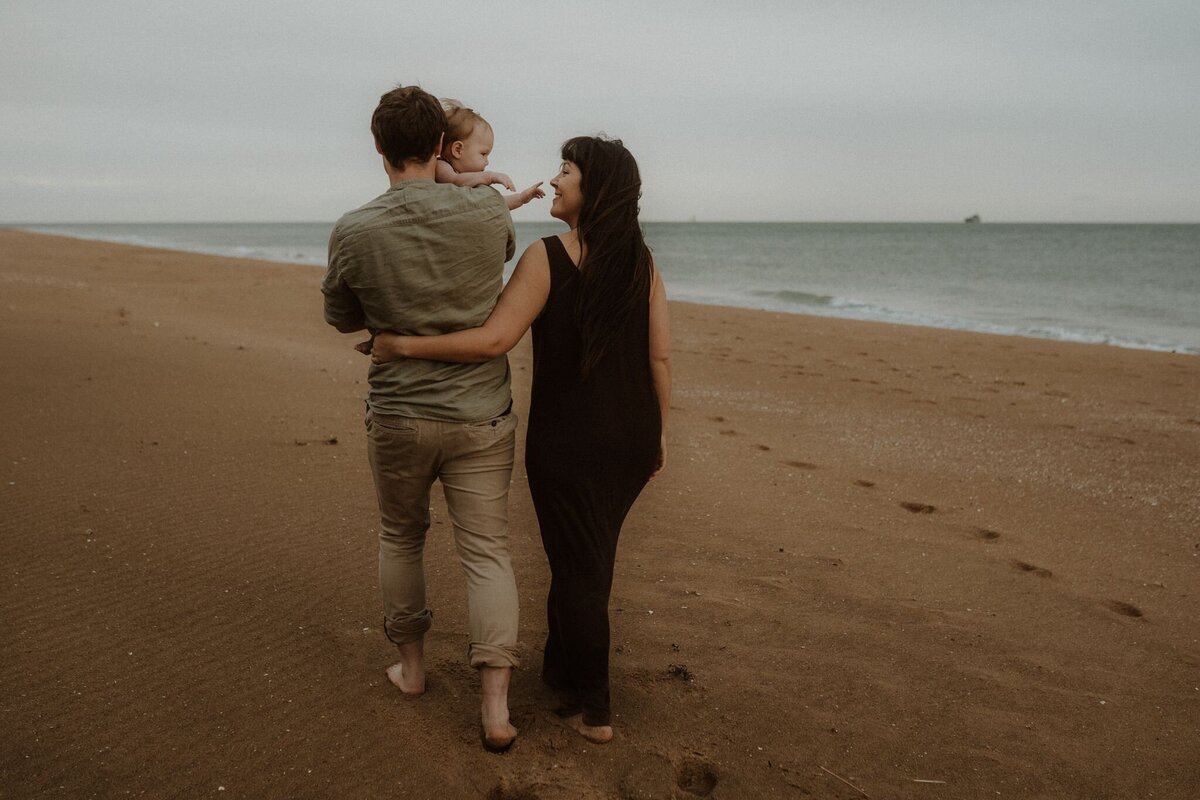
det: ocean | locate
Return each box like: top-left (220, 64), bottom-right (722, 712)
top-left (13, 221), bottom-right (1200, 355)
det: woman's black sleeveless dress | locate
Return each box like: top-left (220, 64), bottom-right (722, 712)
top-left (526, 235), bottom-right (661, 727)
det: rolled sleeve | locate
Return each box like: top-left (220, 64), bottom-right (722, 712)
top-left (323, 229), bottom-right (366, 333)
top-left (504, 213), bottom-right (516, 262)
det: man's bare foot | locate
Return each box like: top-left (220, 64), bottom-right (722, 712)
top-left (479, 666), bottom-right (518, 752)
top-left (385, 662), bottom-right (425, 697)
top-left (386, 639), bottom-right (425, 697)
top-left (564, 712), bottom-right (614, 744)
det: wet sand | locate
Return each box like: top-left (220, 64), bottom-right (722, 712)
top-left (2, 229), bottom-right (1198, 799)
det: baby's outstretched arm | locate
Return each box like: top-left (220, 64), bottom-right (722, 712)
top-left (506, 181), bottom-right (545, 211)
top-left (435, 160), bottom-right (515, 191)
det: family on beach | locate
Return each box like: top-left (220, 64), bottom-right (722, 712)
top-left (322, 85), bottom-right (671, 752)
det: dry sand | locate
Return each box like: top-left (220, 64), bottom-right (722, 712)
top-left (2, 229), bottom-right (1198, 799)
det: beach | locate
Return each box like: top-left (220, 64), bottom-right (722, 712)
top-left (2, 229), bottom-right (1198, 797)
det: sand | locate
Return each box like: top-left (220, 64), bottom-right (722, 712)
top-left (1, 229), bottom-right (1198, 799)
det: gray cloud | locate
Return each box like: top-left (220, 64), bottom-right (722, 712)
top-left (2, 0), bottom-right (1197, 222)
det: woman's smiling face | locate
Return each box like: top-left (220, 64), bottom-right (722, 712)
top-left (549, 161), bottom-right (583, 226)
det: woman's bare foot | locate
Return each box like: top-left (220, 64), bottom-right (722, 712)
top-left (480, 666), bottom-right (518, 752)
top-left (385, 639), bottom-right (425, 697)
top-left (479, 721), bottom-right (518, 753)
top-left (564, 712), bottom-right (614, 744)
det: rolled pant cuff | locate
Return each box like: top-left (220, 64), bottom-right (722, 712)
top-left (469, 642), bottom-right (521, 669)
top-left (384, 612), bottom-right (433, 647)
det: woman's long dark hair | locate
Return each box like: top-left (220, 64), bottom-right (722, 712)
top-left (562, 136), bottom-right (653, 379)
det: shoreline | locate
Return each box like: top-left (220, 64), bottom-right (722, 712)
top-left (9, 225), bottom-right (1197, 357)
top-left (2, 229), bottom-right (1198, 798)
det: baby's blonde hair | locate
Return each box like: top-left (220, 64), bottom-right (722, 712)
top-left (441, 98), bottom-right (490, 144)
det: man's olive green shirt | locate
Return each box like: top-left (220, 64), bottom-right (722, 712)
top-left (323, 180), bottom-right (516, 421)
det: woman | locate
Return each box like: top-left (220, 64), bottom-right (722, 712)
top-left (371, 136), bottom-right (671, 743)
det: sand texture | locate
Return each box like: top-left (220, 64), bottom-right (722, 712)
top-left (2, 230), bottom-right (1198, 799)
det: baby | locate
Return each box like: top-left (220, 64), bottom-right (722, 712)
top-left (436, 99), bottom-right (544, 210)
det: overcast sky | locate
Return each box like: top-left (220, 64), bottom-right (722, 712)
top-left (3, 1), bottom-right (1198, 223)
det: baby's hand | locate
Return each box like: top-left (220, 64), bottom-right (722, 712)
top-left (514, 181), bottom-right (545, 208)
top-left (485, 171), bottom-right (516, 192)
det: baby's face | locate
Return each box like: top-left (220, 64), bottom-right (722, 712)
top-left (453, 124), bottom-right (493, 173)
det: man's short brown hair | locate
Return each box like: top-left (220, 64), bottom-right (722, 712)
top-left (371, 85), bottom-right (446, 169)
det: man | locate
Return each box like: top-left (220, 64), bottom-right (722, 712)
top-left (322, 85), bottom-right (520, 752)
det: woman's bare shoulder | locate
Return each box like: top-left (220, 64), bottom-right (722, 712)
top-left (522, 237), bottom-right (550, 258)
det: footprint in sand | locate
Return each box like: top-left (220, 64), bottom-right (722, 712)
top-left (973, 528), bottom-right (1001, 542)
top-left (719, 429), bottom-right (740, 436)
top-left (755, 444), bottom-right (771, 451)
top-left (1011, 560), bottom-right (1052, 578)
top-left (675, 755), bottom-right (719, 798)
top-left (708, 415), bottom-right (725, 422)
top-left (854, 479), bottom-right (875, 488)
top-left (666, 664), bottom-right (696, 683)
top-left (1106, 600), bottom-right (1144, 618)
top-left (783, 460), bottom-right (818, 470)
top-left (899, 501), bottom-right (936, 514)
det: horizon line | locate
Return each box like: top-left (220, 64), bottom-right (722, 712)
top-left (6, 219), bottom-right (1199, 227)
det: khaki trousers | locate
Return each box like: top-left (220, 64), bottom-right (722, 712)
top-left (365, 407), bottom-right (520, 669)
